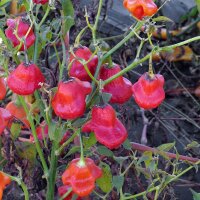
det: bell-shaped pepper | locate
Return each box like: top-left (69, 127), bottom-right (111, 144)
top-left (0, 171), bottom-right (11, 200)
top-left (0, 78), bottom-right (6, 100)
top-left (132, 73), bottom-right (165, 109)
top-left (5, 17), bottom-right (35, 51)
top-left (33, 0), bottom-right (48, 4)
top-left (69, 46), bottom-right (98, 81)
top-left (7, 62), bottom-right (45, 95)
top-left (6, 101), bottom-right (30, 128)
top-left (82, 104), bottom-right (127, 149)
top-left (123, 0), bottom-right (158, 20)
top-left (52, 78), bottom-right (92, 120)
top-left (62, 158), bottom-right (102, 197)
top-left (0, 108), bottom-right (12, 135)
top-left (58, 185), bottom-right (82, 200)
top-left (99, 64), bottom-right (132, 104)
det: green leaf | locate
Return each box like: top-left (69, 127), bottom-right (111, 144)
top-left (83, 132), bottom-right (97, 149)
top-left (123, 139), bottom-right (132, 150)
top-left (96, 162), bottom-right (112, 193)
top-left (112, 175), bottom-right (124, 191)
top-left (97, 146), bottom-right (113, 157)
top-left (185, 141), bottom-right (200, 150)
top-left (113, 156), bottom-right (129, 165)
top-left (0, 0), bottom-right (11, 7)
top-left (0, 28), bottom-right (8, 46)
top-left (157, 142), bottom-right (175, 152)
top-left (15, 142), bottom-right (37, 166)
top-left (72, 118), bottom-right (87, 128)
top-left (195, 0), bottom-right (200, 13)
top-left (61, 0), bottom-right (74, 35)
top-left (102, 92), bottom-right (112, 104)
top-left (10, 123), bottom-right (21, 141)
top-left (65, 146), bottom-right (80, 157)
top-left (153, 16), bottom-right (173, 23)
top-left (48, 122), bottom-right (57, 141)
top-left (137, 151), bottom-right (152, 167)
top-left (190, 189), bottom-right (200, 200)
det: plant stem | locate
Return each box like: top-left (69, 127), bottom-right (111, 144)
top-left (46, 138), bottom-right (59, 200)
top-left (18, 96), bottom-right (48, 176)
top-left (59, 35), bottom-right (67, 81)
top-left (102, 22), bottom-right (143, 61)
top-left (33, 27), bottom-right (39, 64)
top-left (103, 35), bottom-right (200, 85)
top-left (93, 0), bottom-right (103, 44)
top-left (55, 130), bottom-right (79, 156)
top-left (10, 175), bottom-right (29, 200)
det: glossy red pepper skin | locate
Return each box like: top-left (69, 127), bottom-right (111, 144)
top-left (0, 171), bottom-right (11, 200)
top-left (99, 64), bottom-right (132, 104)
top-left (69, 47), bottom-right (98, 81)
top-left (123, 0), bottom-right (158, 20)
top-left (7, 63), bottom-right (45, 95)
top-left (30, 121), bottom-right (48, 142)
top-left (62, 158), bottom-right (102, 197)
top-left (132, 73), bottom-right (165, 109)
top-left (5, 17), bottom-right (35, 51)
top-left (0, 108), bottom-right (12, 135)
top-left (52, 78), bottom-right (92, 120)
top-left (33, 0), bottom-right (48, 4)
top-left (82, 104), bottom-right (128, 149)
top-left (58, 185), bottom-right (82, 200)
top-left (0, 78), bottom-right (6, 100)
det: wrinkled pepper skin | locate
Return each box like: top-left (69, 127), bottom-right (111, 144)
top-left (0, 78), bottom-right (6, 100)
top-left (7, 63), bottom-right (45, 95)
top-left (0, 108), bottom-right (12, 135)
top-left (52, 78), bottom-right (92, 120)
top-left (30, 121), bottom-right (48, 142)
top-left (69, 46), bottom-right (98, 81)
top-left (33, 0), bottom-right (48, 4)
top-left (62, 158), bottom-right (102, 197)
top-left (5, 17), bottom-right (35, 51)
top-left (82, 104), bottom-right (128, 149)
top-left (132, 73), bottom-right (165, 109)
top-left (99, 64), bottom-right (132, 104)
top-left (58, 185), bottom-right (81, 200)
top-left (0, 171), bottom-right (11, 200)
top-left (123, 0), bottom-right (158, 20)
top-left (6, 101), bottom-right (30, 128)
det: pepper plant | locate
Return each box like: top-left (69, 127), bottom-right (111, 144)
top-left (0, 0), bottom-right (200, 199)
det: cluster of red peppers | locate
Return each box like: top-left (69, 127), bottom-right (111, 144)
top-left (0, 0), bottom-right (166, 198)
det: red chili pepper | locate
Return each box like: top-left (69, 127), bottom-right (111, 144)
top-left (6, 101), bottom-right (30, 128)
top-left (58, 185), bottom-right (82, 200)
top-left (0, 171), bottom-right (11, 200)
top-left (30, 121), bottom-right (48, 142)
top-left (7, 62), bottom-right (45, 95)
top-left (132, 73), bottom-right (165, 109)
top-left (99, 64), bottom-right (132, 104)
top-left (123, 0), bottom-right (158, 20)
top-left (0, 108), bottom-right (12, 135)
top-left (5, 17), bottom-right (35, 51)
top-left (62, 158), bottom-right (102, 197)
top-left (33, 0), bottom-right (48, 4)
top-left (52, 78), bottom-right (92, 120)
top-left (82, 104), bottom-right (127, 149)
top-left (0, 78), bottom-right (6, 100)
top-left (69, 46), bottom-right (98, 81)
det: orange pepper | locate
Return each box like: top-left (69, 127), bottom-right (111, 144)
top-left (6, 101), bottom-right (30, 129)
top-left (0, 172), bottom-right (11, 200)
